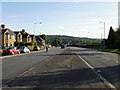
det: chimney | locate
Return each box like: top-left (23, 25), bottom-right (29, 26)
top-left (1, 24), bottom-right (5, 29)
top-left (22, 29), bottom-right (25, 33)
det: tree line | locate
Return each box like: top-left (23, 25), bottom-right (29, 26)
top-left (106, 26), bottom-right (120, 49)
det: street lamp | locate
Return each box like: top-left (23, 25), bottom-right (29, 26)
top-left (34, 22), bottom-right (42, 35)
top-left (100, 21), bottom-right (106, 49)
top-left (100, 22), bottom-right (105, 39)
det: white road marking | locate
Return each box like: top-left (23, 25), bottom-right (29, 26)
top-left (73, 50), bottom-right (116, 89)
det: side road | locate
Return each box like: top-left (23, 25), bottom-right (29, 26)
top-left (3, 48), bottom-right (108, 89)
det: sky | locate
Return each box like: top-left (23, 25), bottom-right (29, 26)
top-left (1, 1), bottom-right (118, 39)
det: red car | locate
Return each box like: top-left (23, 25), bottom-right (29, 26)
top-left (3, 47), bottom-right (20, 55)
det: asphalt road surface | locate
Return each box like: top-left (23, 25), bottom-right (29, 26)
top-left (1, 47), bottom-right (119, 89)
top-left (2, 48), bottom-right (64, 85)
top-left (70, 47), bottom-right (119, 88)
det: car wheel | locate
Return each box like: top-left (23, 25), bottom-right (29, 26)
top-left (12, 52), bottom-right (15, 55)
top-left (18, 52), bottom-right (20, 54)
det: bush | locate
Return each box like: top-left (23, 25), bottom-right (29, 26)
top-left (98, 49), bottom-right (112, 52)
top-left (27, 45), bottom-right (34, 51)
top-left (111, 49), bottom-right (120, 53)
top-left (25, 42), bottom-right (33, 46)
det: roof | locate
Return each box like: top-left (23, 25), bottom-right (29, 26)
top-left (14, 31), bottom-right (19, 35)
top-left (30, 34), bottom-right (35, 37)
top-left (1, 28), bottom-right (15, 35)
top-left (20, 31), bottom-right (29, 38)
top-left (35, 36), bottom-right (44, 41)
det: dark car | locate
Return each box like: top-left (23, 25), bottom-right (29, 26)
top-left (61, 44), bottom-right (66, 49)
top-left (0, 47), bottom-right (2, 56)
top-left (19, 46), bottom-right (30, 53)
top-left (3, 47), bottom-right (20, 55)
top-left (33, 46), bottom-right (40, 51)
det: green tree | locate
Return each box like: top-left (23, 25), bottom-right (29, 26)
top-left (54, 37), bottom-right (62, 47)
top-left (107, 26), bottom-right (116, 49)
top-left (39, 34), bottom-right (46, 40)
top-left (115, 26), bottom-right (120, 49)
top-left (39, 34), bottom-right (51, 44)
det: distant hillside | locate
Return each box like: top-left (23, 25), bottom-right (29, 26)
top-left (47, 35), bottom-right (102, 45)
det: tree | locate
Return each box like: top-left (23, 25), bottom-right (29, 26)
top-left (107, 26), bottom-right (116, 49)
top-left (115, 26), bottom-right (120, 49)
top-left (39, 34), bottom-right (46, 40)
top-left (39, 34), bottom-right (51, 44)
top-left (54, 37), bottom-right (62, 47)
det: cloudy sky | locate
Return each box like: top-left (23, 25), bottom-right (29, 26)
top-left (1, 0), bottom-right (118, 38)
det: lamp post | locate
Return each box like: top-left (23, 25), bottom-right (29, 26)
top-left (100, 22), bottom-right (105, 39)
top-left (100, 22), bottom-right (106, 49)
top-left (34, 22), bottom-right (42, 35)
top-left (88, 32), bottom-right (93, 48)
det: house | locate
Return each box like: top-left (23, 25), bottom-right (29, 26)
top-left (0, 24), bottom-right (16, 47)
top-left (14, 31), bottom-right (22, 42)
top-left (0, 27), bottom-right (2, 47)
top-left (14, 29), bottom-right (32, 43)
top-left (20, 29), bottom-right (32, 43)
top-left (35, 35), bottom-right (45, 46)
top-left (30, 34), bottom-right (36, 42)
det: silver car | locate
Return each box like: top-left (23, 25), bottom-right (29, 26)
top-left (19, 46), bottom-right (30, 53)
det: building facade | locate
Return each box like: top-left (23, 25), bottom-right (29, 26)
top-left (1, 24), bottom-right (16, 47)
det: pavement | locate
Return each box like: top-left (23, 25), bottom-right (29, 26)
top-left (2, 48), bottom-right (109, 89)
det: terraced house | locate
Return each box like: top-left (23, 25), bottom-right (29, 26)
top-left (0, 24), bottom-right (16, 47)
top-left (14, 31), bottom-right (22, 42)
top-left (14, 29), bottom-right (32, 43)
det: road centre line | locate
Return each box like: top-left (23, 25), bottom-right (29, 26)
top-left (72, 49), bottom-right (116, 89)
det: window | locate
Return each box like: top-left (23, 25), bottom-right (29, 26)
top-left (18, 35), bottom-right (22, 41)
top-left (11, 35), bottom-right (15, 39)
top-left (6, 33), bottom-right (10, 40)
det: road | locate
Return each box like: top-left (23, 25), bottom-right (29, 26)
top-left (70, 47), bottom-right (119, 88)
top-left (1, 47), bottom-right (119, 89)
top-left (2, 48), bottom-right (64, 85)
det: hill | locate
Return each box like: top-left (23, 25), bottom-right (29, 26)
top-left (47, 35), bottom-right (102, 45)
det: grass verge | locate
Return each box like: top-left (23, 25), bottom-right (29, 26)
top-left (98, 49), bottom-right (120, 54)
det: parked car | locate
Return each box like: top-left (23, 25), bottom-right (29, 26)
top-left (61, 44), bottom-right (66, 49)
top-left (19, 46), bottom-right (30, 53)
top-left (1, 47), bottom-right (6, 56)
top-left (0, 47), bottom-right (2, 56)
top-left (33, 46), bottom-right (40, 51)
top-left (3, 47), bottom-right (20, 55)
top-left (48, 45), bottom-right (52, 48)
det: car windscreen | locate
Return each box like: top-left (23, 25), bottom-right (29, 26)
top-left (19, 47), bottom-right (25, 49)
top-left (7, 47), bottom-right (12, 50)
